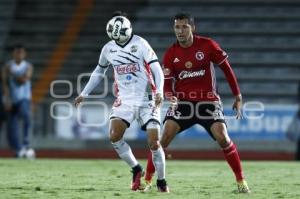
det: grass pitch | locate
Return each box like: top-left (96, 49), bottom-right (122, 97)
top-left (0, 159), bottom-right (299, 199)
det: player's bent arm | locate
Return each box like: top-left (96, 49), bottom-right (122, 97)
top-left (218, 59), bottom-right (241, 96)
top-left (80, 65), bottom-right (108, 97)
top-left (1, 64), bottom-right (12, 110)
top-left (75, 65), bottom-right (108, 108)
top-left (16, 64), bottom-right (33, 84)
top-left (25, 64), bottom-right (33, 80)
top-left (150, 61), bottom-right (164, 107)
top-left (149, 61), bottom-right (164, 97)
top-left (164, 78), bottom-right (175, 101)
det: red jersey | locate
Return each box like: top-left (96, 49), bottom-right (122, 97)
top-left (163, 35), bottom-right (240, 102)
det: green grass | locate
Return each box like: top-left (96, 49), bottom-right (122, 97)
top-left (0, 159), bottom-right (299, 199)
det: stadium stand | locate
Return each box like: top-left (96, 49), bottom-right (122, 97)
top-left (58, 0), bottom-right (300, 104)
top-left (2, 0), bottom-right (299, 104)
top-left (0, 0), bottom-right (16, 61)
top-left (133, 0), bottom-right (300, 103)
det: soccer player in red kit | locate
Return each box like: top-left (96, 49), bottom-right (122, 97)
top-left (143, 13), bottom-right (250, 193)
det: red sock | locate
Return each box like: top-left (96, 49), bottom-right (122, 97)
top-left (223, 141), bottom-right (244, 181)
top-left (145, 151), bottom-right (155, 181)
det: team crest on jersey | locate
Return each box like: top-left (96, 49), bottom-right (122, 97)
top-left (130, 45), bottom-right (138, 53)
top-left (185, 61), bottom-right (193, 68)
top-left (116, 63), bottom-right (140, 75)
top-left (195, 51), bottom-right (204, 60)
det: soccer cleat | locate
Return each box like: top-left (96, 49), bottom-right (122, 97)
top-left (237, 179), bottom-right (250, 193)
top-left (157, 179), bottom-right (170, 193)
top-left (142, 180), bottom-right (153, 192)
top-left (131, 165), bottom-right (144, 191)
top-left (17, 147), bottom-right (27, 158)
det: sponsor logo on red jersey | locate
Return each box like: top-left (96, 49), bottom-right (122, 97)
top-left (116, 63), bottom-right (140, 75)
top-left (178, 70), bottom-right (205, 80)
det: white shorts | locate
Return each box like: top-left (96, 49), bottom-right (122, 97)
top-left (110, 100), bottom-right (160, 130)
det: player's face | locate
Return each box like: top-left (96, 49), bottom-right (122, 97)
top-left (13, 48), bottom-right (26, 62)
top-left (174, 19), bottom-right (194, 44)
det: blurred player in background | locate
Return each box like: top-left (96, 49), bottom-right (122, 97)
top-left (144, 13), bottom-right (250, 193)
top-left (0, 63), bottom-right (6, 134)
top-left (286, 80), bottom-right (300, 160)
top-left (2, 45), bottom-right (34, 158)
top-left (74, 11), bottom-right (169, 192)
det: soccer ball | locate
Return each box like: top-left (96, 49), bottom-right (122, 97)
top-left (106, 16), bottom-right (132, 43)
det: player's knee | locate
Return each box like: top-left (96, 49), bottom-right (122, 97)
top-left (217, 136), bottom-right (231, 148)
top-left (146, 121), bottom-right (160, 131)
top-left (109, 131), bottom-right (122, 143)
top-left (109, 136), bottom-right (118, 143)
top-left (149, 140), bottom-right (160, 150)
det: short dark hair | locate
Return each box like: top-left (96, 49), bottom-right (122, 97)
top-left (112, 10), bottom-right (129, 18)
top-left (13, 44), bottom-right (25, 50)
top-left (174, 13), bottom-right (194, 25)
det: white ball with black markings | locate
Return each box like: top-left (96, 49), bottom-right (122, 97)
top-left (106, 16), bottom-right (132, 43)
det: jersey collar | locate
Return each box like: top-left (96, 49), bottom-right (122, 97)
top-left (114, 34), bottom-right (134, 48)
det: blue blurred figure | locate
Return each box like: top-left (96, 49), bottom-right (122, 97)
top-left (1, 45), bottom-right (34, 157)
top-left (287, 81), bottom-right (300, 160)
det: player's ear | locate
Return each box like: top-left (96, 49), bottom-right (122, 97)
top-left (191, 25), bottom-right (196, 33)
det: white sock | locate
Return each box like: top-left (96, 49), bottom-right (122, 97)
top-left (111, 139), bottom-right (138, 168)
top-left (152, 146), bottom-right (166, 180)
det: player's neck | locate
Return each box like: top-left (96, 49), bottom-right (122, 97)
top-left (14, 59), bottom-right (23, 65)
top-left (179, 34), bottom-right (193, 48)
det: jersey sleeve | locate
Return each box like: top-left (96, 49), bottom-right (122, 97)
top-left (98, 45), bottom-right (110, 68)
top-left (141, 38), bottom-right (159, 64)
top-left (162, 48), bottom-right (175, 99)
top-left (162, 48), bottom-right (175, 79)
top-left (210, 39), bottom-right (228, 65)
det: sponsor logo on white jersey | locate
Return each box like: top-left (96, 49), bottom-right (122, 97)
top-left (116, 63), bottom-right (140, 75)
top-left (130, 45), bottom-right (138, 53)
top-left (178, 70), bottom-right (205, 80)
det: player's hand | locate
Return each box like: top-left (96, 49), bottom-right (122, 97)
top-left (154, 93), bottom-right (163, 108)
top-left (232, 94), bottom-right (243, 119)
top-left (4, 102), bottom-right (12, 112)
top-left (3, 96), bottom-right (12, 111)
top-left (74, 95), bottom-right (84, 108)
top-left (167, 96), bottom-right (178, 112)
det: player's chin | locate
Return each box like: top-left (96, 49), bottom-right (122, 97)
top-left (176, 37), bottom-right (186, 42)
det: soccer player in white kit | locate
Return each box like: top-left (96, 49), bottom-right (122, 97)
top-left (74, 12), bottom-right (169, 192)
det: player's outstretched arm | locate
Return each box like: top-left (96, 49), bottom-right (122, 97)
top-left (1, 64), bottom-right (12, 111)
top-left (232, 94), bottom-right (243, 119)
top-left (150, 61), bottom-right (164, 108)
top-left (74, 65), bottom-right (107, 108)
top-left (218, 59), bottom-right (242, 119)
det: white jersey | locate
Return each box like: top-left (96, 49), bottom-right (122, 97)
top-left (98, 35), bottom-right (159, 106)
top-left (7, 60), bottom-right (32, 103)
